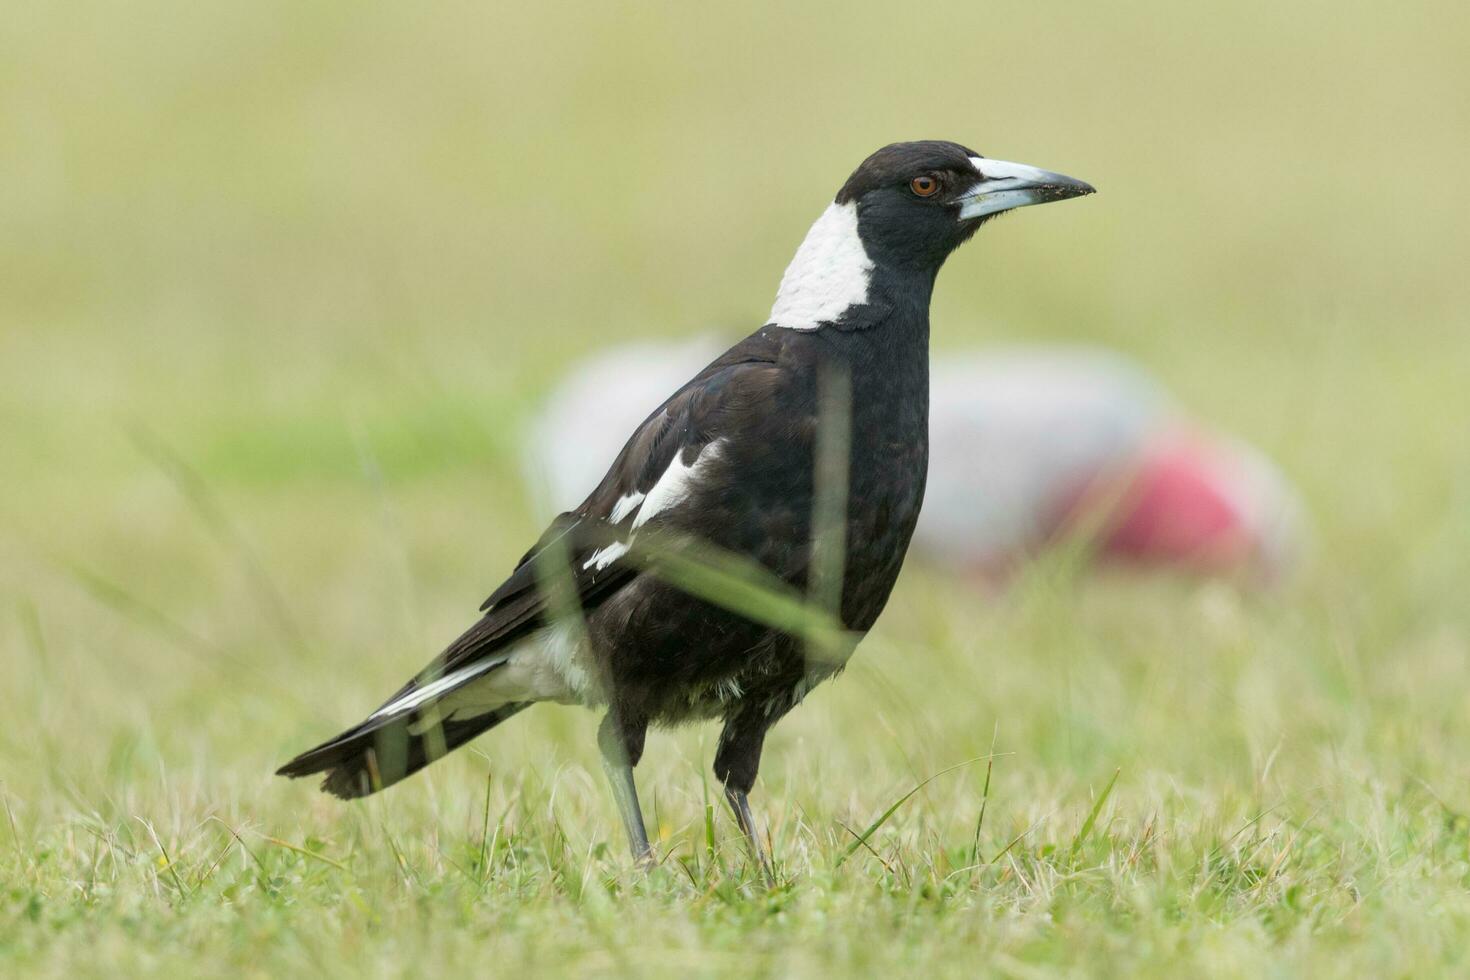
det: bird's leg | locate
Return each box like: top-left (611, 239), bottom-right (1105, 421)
top-left (714, 718), bottom-right (775, 884)
top-left (597, 711), bottom-right (653, 868)
top-left (724, 784), bottom-right (774, 884)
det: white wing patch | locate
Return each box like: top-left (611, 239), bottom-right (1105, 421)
top-left (633, 440), bottom-right (722, 528)
top-left (580, 440), bottom-right (725, 571)
top-left (608, 491), bottom-right (645, 523)
top-left (582, 539), bottom-right (629, 571)
top-left (768, 201), bottom-right (873, 331)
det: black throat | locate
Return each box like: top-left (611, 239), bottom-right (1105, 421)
top-left (803, 270), bottom-right (934, 632)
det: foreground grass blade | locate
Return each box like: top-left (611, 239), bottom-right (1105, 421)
top-left (1068, 768), bottom-right (1121, 862)
top-left (259, 835), bottom-right (351, 875)
top-left (835, 757), bottom-right (988, 868)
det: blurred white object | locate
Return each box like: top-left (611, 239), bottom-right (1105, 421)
top-left (526, 336), bottom-right (724, 508)
top-left (526, 337), bottom-right (1304, 584)
top-left (922, 348), bottom-right (1164, 570)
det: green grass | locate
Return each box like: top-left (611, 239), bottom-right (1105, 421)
top-left (3, 1), bottom-right (1470, 976)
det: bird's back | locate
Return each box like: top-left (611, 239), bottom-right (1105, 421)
top-left (580, 315), bottom-right (932, 726)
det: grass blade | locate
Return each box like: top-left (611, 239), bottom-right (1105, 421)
top-left (1068, 768), bottom-right (1120, 862)
top-left (259, 835), bottom-right (351, 874)
top-left (137, 818), bottom-right (190, 899)
top-left (969, 722), bottom-right (1000, 866)
top-left (835, 757), bottom-right (988, 869)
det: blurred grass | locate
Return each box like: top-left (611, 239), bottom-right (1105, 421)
top-left (2, 0), bottom-right (1469, 976)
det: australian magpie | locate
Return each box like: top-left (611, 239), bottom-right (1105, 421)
top-left (277, 140), bottom-right (1093, 873)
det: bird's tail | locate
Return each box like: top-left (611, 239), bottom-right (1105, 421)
top-left (276, 701), bottom-right (532, 799)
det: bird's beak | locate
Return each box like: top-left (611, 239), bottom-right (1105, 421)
top-left (958, 157), bottom-right (1095, 220)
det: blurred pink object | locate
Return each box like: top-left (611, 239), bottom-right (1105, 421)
top-left (1073, 427), bottom-right (1301, 580)
top-left (527, 340), bottom-right (1303, 585)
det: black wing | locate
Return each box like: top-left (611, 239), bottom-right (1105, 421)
top-left (380, 328), bottom-right (787, 702)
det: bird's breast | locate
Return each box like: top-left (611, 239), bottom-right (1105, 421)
top-left (835, 355), bottom-right (930, 630)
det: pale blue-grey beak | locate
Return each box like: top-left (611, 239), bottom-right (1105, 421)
top-left (958, 156), bottom-right (1095, 220)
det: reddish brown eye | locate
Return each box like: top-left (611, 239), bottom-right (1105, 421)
top-left (910, 175), bottom-right (940, 197)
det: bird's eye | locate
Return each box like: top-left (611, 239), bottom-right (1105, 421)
top-left (909, 174), bottom-right (941, 198)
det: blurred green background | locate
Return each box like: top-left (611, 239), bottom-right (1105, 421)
top-left (3, 1), bottom-right (1469, 976)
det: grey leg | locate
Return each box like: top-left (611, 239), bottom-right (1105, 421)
top-left (724, 784), bottom-right (775, 884)
top-left (598, 713), bottom-right (653, 867)
top-left (715, 715), bottom-right (777, 884)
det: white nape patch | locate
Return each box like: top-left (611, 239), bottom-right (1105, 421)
top-left (609, 491), bottom-right (645, 524)
top-left (369, 656), bottom-right (506, 721)
top-left (768, 201), bottom-right (873, 331)
top-left (632, 440), bottom-right (724, 529)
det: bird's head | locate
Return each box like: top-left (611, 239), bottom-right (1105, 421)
top-left (770, 140), bottom-right (1094, 330)
top-left (838, 140), bottom-right (1095, 267)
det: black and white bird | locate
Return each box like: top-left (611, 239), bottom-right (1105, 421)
top-left (277, 141), bottom-right (1094, 872)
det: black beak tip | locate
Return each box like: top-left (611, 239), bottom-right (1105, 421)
top-left (1053, 178), bottom-right (1096, 200)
